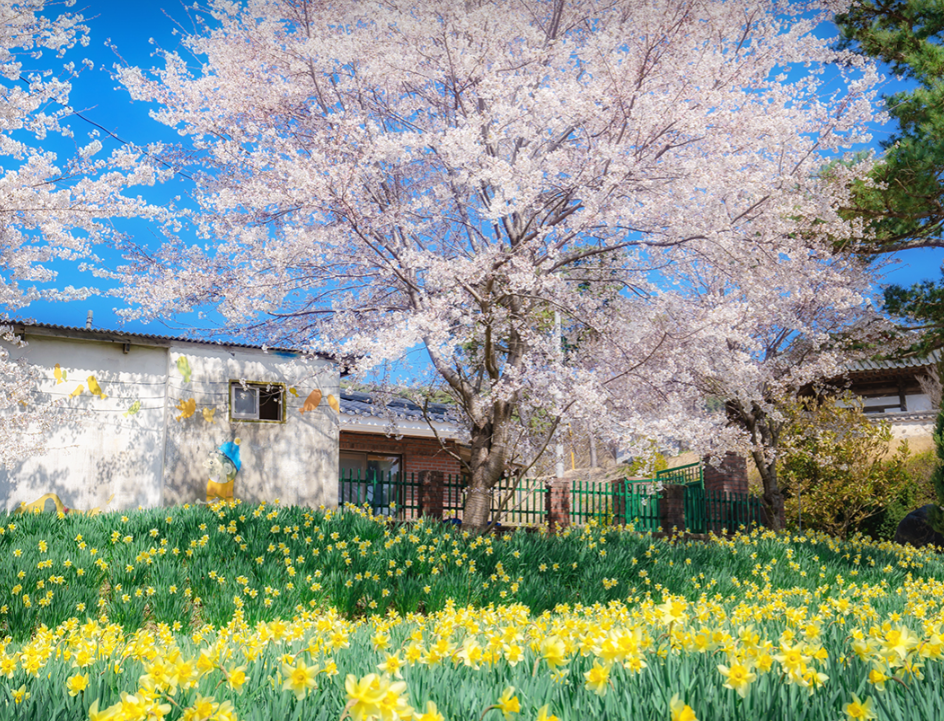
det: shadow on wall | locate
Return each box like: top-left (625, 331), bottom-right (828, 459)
top-left (0, 374), bottom-right (166, 513)
top-left (163, 381), bottom-right (338, 508)
top-left (0, 464), bottom-right (73, 513)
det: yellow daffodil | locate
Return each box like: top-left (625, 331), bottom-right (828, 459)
top-left (377, 652), bottom-right (404, 678)
top-left (496, 686), bottom-right (521, 720)
top-left (669, 694), bottom-right (698, 721)
top-left (541, 636), bottom-right (567, 669)
top-left (88, 699), bottom-right (122, 721)
top-left (66, 672), bottom-right (88, 696)
top-left (536, 705), bottom-right (560, 721)
top-left (416, 700), bottom-right (445, 721)
top-left (282, 658), bottom-right (319, 700)
top-left (226, 664), bottom-right (248, 692)
top-left (717, 662), bottom-right (756, 698)
top-left (584, 661), bottom-right (610, 696)
top-left (345, 673), bottom-right (387, 721)
top-left (844, 694), bottom-right (876, 720)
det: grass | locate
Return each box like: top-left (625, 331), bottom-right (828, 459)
top-left (0, 500), bottom-right (941, 720)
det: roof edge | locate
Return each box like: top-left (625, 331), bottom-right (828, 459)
top-left (8, 321), bottom-right (333, 361)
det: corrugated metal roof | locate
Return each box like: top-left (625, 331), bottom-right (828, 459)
top-left (10, 320), bottom-right (328, 357)
top-left (848, 349), bottom-right (942, 373)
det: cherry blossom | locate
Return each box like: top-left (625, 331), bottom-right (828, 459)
top-left (113, 0), bottom-right (885, 527)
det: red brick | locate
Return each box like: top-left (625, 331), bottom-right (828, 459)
top-left (703, 452), bottom-right (748, 495)
top-left (545, 479), bottom-right (571, 533)
top-left (659, 484), bottom-right (685, 533)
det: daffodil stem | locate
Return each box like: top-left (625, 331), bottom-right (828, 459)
top-left (477, 704), bottom-right (499, 721)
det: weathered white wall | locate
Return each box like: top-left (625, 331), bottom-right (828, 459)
top-left (1, 334), bottom-right (340, 511)
top-left (162, 346), bottom-right (339, 507)
top-left (0, 334), bottom-right (167, 512)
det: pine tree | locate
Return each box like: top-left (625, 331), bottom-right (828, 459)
top-left (837, 2), bottom-right (944, 355)
top-left (837, 0), bottom-right (944, 252)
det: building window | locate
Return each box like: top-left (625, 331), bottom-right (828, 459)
top-left (229, 381), bottom-right (285, 423)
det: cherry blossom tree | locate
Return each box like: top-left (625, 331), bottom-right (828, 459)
top-left (0, 0), bottom-right (166, 467)
top-left (114, 0), bottom-right (883, 528)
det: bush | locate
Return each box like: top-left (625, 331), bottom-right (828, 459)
top-left (858, 449), bottom-right (938, 541)
top-left (778, 395), bottom-right (913, 539)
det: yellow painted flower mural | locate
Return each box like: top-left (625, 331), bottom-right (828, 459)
top-left (175, 398), bottom-right (197, 421)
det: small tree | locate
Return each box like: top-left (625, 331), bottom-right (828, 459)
top-left (778, 395), bottom-right (912, 539)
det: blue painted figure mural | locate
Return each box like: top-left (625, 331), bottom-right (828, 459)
top-left (207, 438), bottom-right (241, 501)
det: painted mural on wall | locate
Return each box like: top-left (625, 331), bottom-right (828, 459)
top-left (206, 439), bottom-right (241, 501)
top-left (176, 356), bottom-right (193, 383)
top-left (16, 493), bottom-right (114, 516)
top-left (87, 376), bottom-right (107, 399)
top-left (299, 389), bottom-right (339, 414)
top-left (300, 388), bottom-right (321, 413)
top-left (13, 346), bottom-right (338, 511)
top-left (175, 398), bottom-right (197, 420)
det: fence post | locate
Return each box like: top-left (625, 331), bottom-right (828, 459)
top-left (659, 484), bottom-right (685, 534)
top-left (610, 479), bottom-right (627, 526)
top-left (418, 470), bottom-right (444, 520)
top-left (545, 479), bottom-right (571, 533)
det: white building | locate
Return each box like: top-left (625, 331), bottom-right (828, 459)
top-left (0, 322), bottom-right (339, 512)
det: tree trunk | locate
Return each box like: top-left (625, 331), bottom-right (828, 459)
top-left (753, 448), bottom-right (786, 531)
top-left (462, 420), bottom-right (509, 531)
top-left (730, 399), bottom-right (786, 532)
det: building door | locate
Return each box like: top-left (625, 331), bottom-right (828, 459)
top-left (338, 452), bottom-right (400, 515)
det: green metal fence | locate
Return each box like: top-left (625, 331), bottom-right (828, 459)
top-left (338, 470), bottom-right (421, 521)
top-left (442, 474), bottom-right (469, 522)
top-left (656, 462), bottom-right (703, 487)
top-left (570, 479), bottom-right (662, 531)
top-left (492, 477), bottom-right (548, 526)
top-left (684, 487), bottom-right (764, 534)
top-left (442, 475), bottom-right (548, 527)
top-left (337, 462), bottom-right (761, 534)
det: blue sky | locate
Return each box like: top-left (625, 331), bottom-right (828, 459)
top-left (10, 0), bottom-right (944, 338)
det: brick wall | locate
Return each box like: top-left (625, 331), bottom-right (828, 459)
top-left (339, 431), bottom-right (463, 478)
top-left (703, 452), bottom-right (748, 495)
top-left (660, 484), bottom-right (685, 534)
top-left (545, 479), bottom-right (571, 533)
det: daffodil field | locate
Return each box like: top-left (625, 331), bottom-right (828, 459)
top-left (0, 501), bottom-right (943, 720)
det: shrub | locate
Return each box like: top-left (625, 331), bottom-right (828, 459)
top-left (778, 395), bottom-right (912, 539)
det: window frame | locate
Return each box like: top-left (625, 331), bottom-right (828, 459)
top-left (228, 380), bottom-right (287, 424)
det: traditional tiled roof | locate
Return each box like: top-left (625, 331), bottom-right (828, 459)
top-left (847, 349), bottom-right (942, 374)
top-left (339, 390), bottom-right (458, 425)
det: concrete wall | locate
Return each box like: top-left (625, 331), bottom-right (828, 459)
top-left (0, 334), bottom-right (168, 511)
top-left (887, 413), bottom-right (936, 454)
top-left (0, 333), bottom-right (339, 511)
top-left (163, 345), bottom-right (338, 507)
